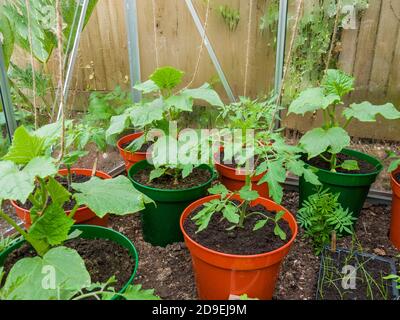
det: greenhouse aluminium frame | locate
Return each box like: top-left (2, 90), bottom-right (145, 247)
top-left (0, 0), bottom-right (391, 205)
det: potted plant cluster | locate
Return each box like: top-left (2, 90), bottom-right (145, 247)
top-left (0, 124), bottom-right (157, 299)
top-left (387, 152), bottom-right (400, 249)
top-left (289, 69), bottom-right (400, 222)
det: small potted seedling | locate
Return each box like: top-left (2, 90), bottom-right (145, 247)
top-left (288, 69), bottom-right (400, 221)
top-left (0, 124), bottom-right (154, 299)
top-left (125, 66), bottom-right (223, 246)
top-left (387, 151), bottom-right (400, 249)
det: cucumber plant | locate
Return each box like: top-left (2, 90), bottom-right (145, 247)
top-left (288, 69), bottom-right (400, 172)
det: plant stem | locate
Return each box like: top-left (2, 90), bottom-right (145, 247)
top-left (0, 210), bottom-right (29, 239)
top-left (69, 202), bottom-right (80, 219)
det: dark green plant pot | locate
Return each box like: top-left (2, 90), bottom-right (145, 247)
top-left (299, 149), bottom-right (383, 223)
top-left (0, 225), bottom-right (138, 300)
top-left (128, 160), bottom-right (215, 247)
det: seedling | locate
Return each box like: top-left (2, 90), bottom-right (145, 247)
top-left (288, 69), bottom-right (400, 172)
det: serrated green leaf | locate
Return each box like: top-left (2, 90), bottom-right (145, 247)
top-left (322, 69), bottom-right (354, 97)
top-left (47, 176), bottom-right (71, 207)
top-left (120, 284), bottom-right (161, 300)
top-left (130, 99), bottom-right (164, 128)
top-left (165, 94), bottom-right (193, 112)
top-left (275, 210), bottom-right (285, 222)
top-left (106, 114), bottom-right (131, 144)
top-left (340, 159), bottom-right (359, 171)
top-left (239, 186), bottom-right (259, 201)
top-left (125, 134), bottom-right (145, 153)
top-left (149, 66), bottom-right (184, 90)
top-left (208, 184), bottom-right (230, 197)
top-left (3, 126), bottom-right (45, 164)
top-left (343, 102), bottom-right (400, 122)
top-left (300, 127), bottom-right (350, 159)
top-left (182, 84), bottom-right (223, 107)
top-left (134, 79), bottom-right (160, 94)
top-left (274, 224), bottom-right (287, 240)
top-left (23, 157), bottom-right (58, 180)
top-left (72, 176), bottom-right (153, 218)
top-left (288, 88), bottom-right (339, 115)
top-left (0, 161), bottom-right (34, 203)
top-left (302, 167), bottom-right (321, 186)
top-left (259, 161), bottom-right (286, 203)
top-left (28, 204), bottom-right (75, 246)
top-left (182, 164), bottom-right (194, 179)
top-left (253, 219), bottom-right (268, 231)
top-left (1, 247), bottom-right (90, 300)
top-left (149, 167), bottom-right (166, 181)
top-left (222, 204), bottom-right (240, 224)
top-left (62, 151), bottom-right (88, 167)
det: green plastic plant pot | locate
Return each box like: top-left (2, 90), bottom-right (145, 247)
top-left (128, 160), bottom-right (215, 247)
top-left (0, 225), bottom-right (138, 300)
top-left (299, 149), bottom-right (383, 223)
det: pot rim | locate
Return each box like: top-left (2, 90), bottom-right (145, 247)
top-left (10, 168), bottom-right (111, 214)
top-left (117, 132), bottom-right (148, 156)
top-left (180, 194), bottom-right (298, 259)
top-left (129, 160), bottom-right (216, 193)
top-left (305, 148), bottom-right (383, 178)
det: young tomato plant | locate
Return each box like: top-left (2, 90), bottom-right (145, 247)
top-left (288, 69), bottom-right (400, 172)
top-left (192, 183), bottom-right (287, 240)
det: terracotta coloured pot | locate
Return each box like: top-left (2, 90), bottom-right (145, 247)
top-left (390, 167), bottom-right (400, 249)
top-left (214, 147), bottom-right (270, 198)
top-left (117, 132), bottom-right (149, 172)
top-left (11, 168), bottom-right (111, 229)
top-left (180, 194), bottom-right (298, 300)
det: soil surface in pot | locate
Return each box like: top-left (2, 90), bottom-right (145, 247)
top-left (318, 251), bottom-right (395, 300)
top-left (122, 141), bottom-right (153, 153)
top-left (395, 172), bottom-right (400, 184)
top-left (132, 167), bottom-right (212, 190)
top-left (1, 238), bottom-right (134, 292)
top-left (218, 150), bottom-right (261, 169)
top-left (307, 152), bottom-right (377, 174)
top-left (183, 202), bottom-right (292, 255)
top-left (16, 173), bottom-right (91, 211)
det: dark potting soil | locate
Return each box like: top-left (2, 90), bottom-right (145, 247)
top-left (17, 173), bottom-right (91, 211)
top-left (132, 167), bottom-right (212, 190)
top-left (307, 152), bottom-right (377, 174)
top-left (395, 172), bottom-right (400, 184)
top-left (318, 251), bottom-right (395, 300)
top-left (1, 238), bottom-right (134, 293)
top-left (183, 202), bottom-right (292, 255)
top-left (122, 141), bottom-right (153, 153)
top-left (219, 150), bottom-right (261, 169)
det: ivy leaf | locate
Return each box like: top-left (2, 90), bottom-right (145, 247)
top-left (253, 219), bottom-right (268, 231)
top-left (299, 127), bottom-right (350, 159)
top-left (340, 159), bottom-right (359, 171)
top-left (208, 184), bottom-right (230, 197)
top-left (120, 284), bottom-right (161, 300)
top-left (47, 176), bottom-right (71, 207)
top-left (3, 126), bottom-right (45, 164)
top-left (343, 102), bottom-right (400, 122)
top-left (28, 204), bottom-right (75, 246)
top-left (72, 176), bottom-right (154, 218)
top-left (0, 161), bottom-right (34, 203)
top-left (222, 204), bottom-right (240, 224)
top-left (288, 88), bottom-right (339, 115)
top-left (182, 84), bottom-right (224, 107)
top-left (1, 247), bottom-right (91, 300)
top-left (322, 69), bottom-right (354, 97)
top-left (149, 167), bottom-right (166, 181)
top-left (149, 66), bottom-right (184, 90)
top-left (239, 186), bottom-right (259, 201)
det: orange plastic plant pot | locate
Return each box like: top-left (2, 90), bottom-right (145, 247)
top-left (214, 161), bottom-right (270, 199)
top-left (180, 194), bottom-right (298, 300)
top-left (390, 168), bottom-right (400, 249)
top-left (117, 132), bottom-right (149, 172)
top-left (11, 168), bottom-right (111, 229)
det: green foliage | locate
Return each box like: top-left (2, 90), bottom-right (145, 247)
top-left (297, 188), bottom-right (356, 255)
top-left (386, 150), bottom-right (400, 173)
top-left (0, 234), bottom-right (20, 253)
top-left (259, 0), bottom-right (279, 47)
top-left (383, 274), bottom-right (400, 290)
top-left (289, 69), bottom-right (400, 171)
top-left (219, 5), bottom-right (240, 32)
